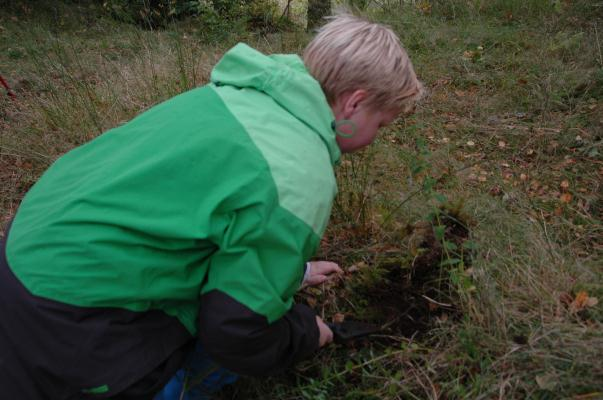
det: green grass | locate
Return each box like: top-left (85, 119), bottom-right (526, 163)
top-left (1, 1), bottom-right (602, 398)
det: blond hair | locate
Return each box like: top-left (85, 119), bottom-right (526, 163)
top-left (303, 14), bottom-right (423, 112)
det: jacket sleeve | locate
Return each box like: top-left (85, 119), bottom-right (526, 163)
top-left (198, 203), bottom-right (322, 376)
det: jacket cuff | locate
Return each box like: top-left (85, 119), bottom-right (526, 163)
top-left (198, 290), bottom-right (319, 376)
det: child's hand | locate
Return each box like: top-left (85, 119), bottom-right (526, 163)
top-left (302, 261), bottom-right (343, 287)
top-left (316, 316), bottom-right (333, 347)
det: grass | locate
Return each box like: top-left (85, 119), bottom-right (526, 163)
top-left (1, 1), bottom-right (602, 398)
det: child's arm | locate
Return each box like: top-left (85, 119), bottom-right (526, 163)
top-left (197, 204), bottom-right (329, 376)
top-left (198, 289), bottom-right (320, 376)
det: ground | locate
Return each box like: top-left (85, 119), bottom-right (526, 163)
top-left (0, 1), bottom-right (601, 398)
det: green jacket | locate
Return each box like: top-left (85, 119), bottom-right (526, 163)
top-left (3, 43), bottom-right (340, 393)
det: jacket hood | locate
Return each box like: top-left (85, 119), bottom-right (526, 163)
top-left (210, 43), bottom-right (340, 165)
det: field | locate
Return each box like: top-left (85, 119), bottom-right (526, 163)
top-left (1, 1), bottom-right (602, 398)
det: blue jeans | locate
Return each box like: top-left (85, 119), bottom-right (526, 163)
top-left (154, 342), bottom-right (238, 400)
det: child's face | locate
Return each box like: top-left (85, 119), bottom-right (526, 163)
top-left (332, 92), bottom-right (399, 153)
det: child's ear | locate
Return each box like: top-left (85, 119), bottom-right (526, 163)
top-left (344, 89), bottom-right (368, 116)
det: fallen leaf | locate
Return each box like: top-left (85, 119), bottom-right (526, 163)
top-left (498, 141), bottom-right (506, 148)
top-left (520, 173), bottom-right (528, 181)
top-left (560, 292), bottom-right (573, 306)
top-left (466, 140), bottom-right (475, 147)
top-left (348, 261), bottom-right (367, 273)
top-left (574, 291), bottom-right (589, 307)
top-left (536, 374), bottom-right (557, 390)
top-left (333, 313), bottom-right (345, 324)
top-left (437, 313), bottom-right (449, 323)
top-left (489, 186), bottom-right (502, 196)
top-left (570, 291), bottom-right (598, 313)
top-left (554, 207), bottom-right (563, 216)
top-left (560, 180), bottom-right (570, 190)
top-left (560, 193), bottom-right (572, 203)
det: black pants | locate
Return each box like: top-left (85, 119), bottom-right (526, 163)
top-left (0, 222), bottom-right (193, 400)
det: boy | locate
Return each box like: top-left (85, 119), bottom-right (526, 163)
top-left (0, 14), bottom-right (422, 400)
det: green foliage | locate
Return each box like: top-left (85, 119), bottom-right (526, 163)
top-left (101, 0), bottom-right (290, 36)
top-left (427, 0), bottom-right (558, 21)
top-left (307, 0), bottom-right (331, 30)
top-left (101, 0), bottom-right (197, 26)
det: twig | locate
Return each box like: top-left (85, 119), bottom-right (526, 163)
top-left (381, 187), bottom-right (423, 226)
top-left (280, 0), bottom-right (293, 20)
top-left (0, 74), bottom-right (16, 100)
top-left (421, 295), bottom-right (452, 308)
top-left (0, 145), bottom-right (51, 160)
top-left (595, 23), bottom-right (603, 68)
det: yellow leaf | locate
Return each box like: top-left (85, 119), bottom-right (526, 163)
top-left (560, 180), bottom-right (570, 190)
top-left (570, 291), bottom-right (598, 312)
top-left (574, 291), bottom-right (589, 307)
top-left (333, 313), bottom-right (345, 324)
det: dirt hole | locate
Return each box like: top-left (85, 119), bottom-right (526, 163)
top-left (315, 204), bottom-right (474, 342)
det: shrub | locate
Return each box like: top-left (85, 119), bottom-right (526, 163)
top-left (101, 0), bottom-right (290, 34)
